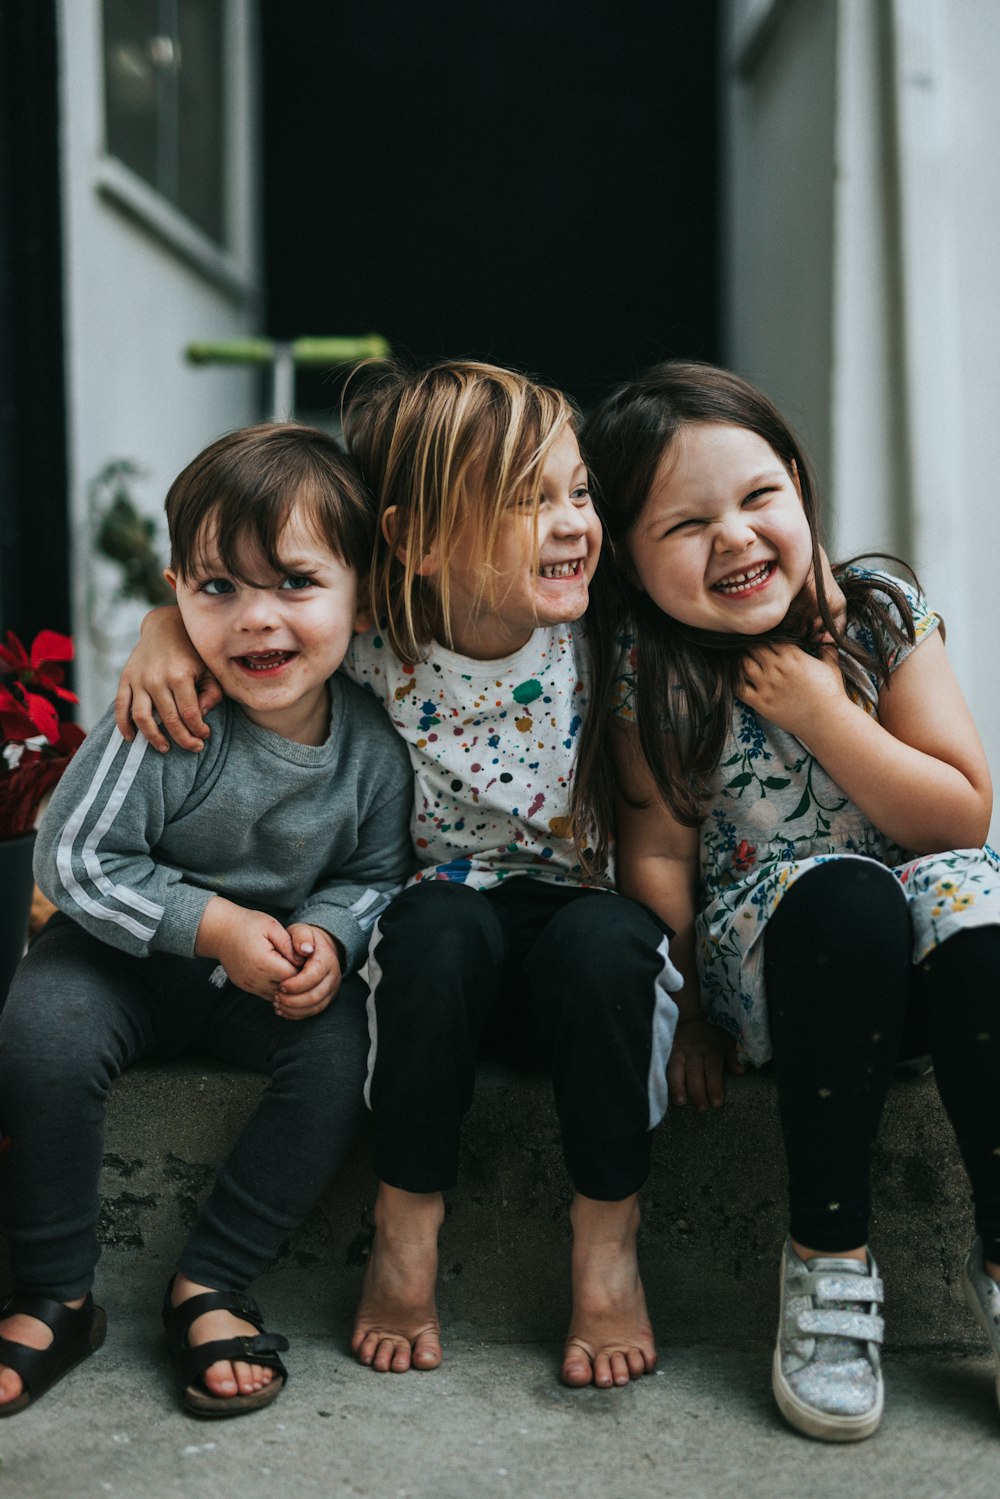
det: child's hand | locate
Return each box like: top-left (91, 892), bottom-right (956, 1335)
top-left (197, 899), bottom-right (301, 1000)
top-left (667, 1018), bottom-right (744, 1111)
top-left (114, 607), bottom-right (222, 753)
top-left (739, 641), bottom-right (848, 740)
top-left (273, 924), bottom-right (344, 1020)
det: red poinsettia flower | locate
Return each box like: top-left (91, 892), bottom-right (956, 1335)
top-left (0, 629), bottom-right (78, 702)
top-left (2, 628), bottom-right (84, 839)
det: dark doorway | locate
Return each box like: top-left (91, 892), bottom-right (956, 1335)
top-left (0, 0), bottom-right (71, 644)
top-left (261, 1), bottom-right (720, 412)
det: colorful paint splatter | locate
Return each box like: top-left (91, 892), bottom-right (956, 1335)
top-left (344, 624), bottom-right (597, 888)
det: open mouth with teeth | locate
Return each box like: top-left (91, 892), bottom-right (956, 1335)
top-left (712, 561), bottom-right (773, 596)
top-left (539, 560), bottom-right (583, 580)
top-left (236, 650), bottom-right (297, 672)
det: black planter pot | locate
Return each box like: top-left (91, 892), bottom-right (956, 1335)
top-left (0, 830), bottom-right (36, 1010)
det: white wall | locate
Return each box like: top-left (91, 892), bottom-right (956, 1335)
top-left (723, 0), bottom-right (1000, 844)
top-left (57, 0), bottom-right (260, 723)
top-left (943, 0), bottom-right (1000, 841)
top-left (724, 0), bottom-right (838, 481)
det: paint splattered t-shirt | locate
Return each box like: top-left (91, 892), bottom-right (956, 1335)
top-left (343, 624), bottom-right (599, 889)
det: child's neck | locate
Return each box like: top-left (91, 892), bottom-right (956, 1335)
top-left (436, 620), bottom-right (536, 662)
top-left (240, 682), bottom-right (331, 745)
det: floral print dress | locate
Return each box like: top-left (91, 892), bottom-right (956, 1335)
top-left (621, 570), bottom-right (1000, 1066)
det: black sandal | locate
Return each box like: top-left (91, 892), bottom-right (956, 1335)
top-left (161, 1278), bottom-right (289, 1418)
top-left (0, 1291), bottom-right (107, 1418)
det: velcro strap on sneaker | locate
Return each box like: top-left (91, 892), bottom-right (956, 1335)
top-left (796, 1308), bottom-right (885, 1342)
top-left (813, 1274), bottom-right (883, 1304)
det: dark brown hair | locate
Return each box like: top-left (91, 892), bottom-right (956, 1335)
top-left (166, 422), bottom-right (374, 583)
top-left (575, 361), bottom-right (916, 864)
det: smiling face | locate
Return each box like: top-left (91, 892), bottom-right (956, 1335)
top-left (436, 424), bottom-right (603, 659)
top-left (627, 422), bottom-right (815, 636)
top-left (166, 503), bottom-right (369, 744)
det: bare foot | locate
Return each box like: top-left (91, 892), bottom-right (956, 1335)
top-left (0, 1297), bottom-right (86, 1408)
top-left (350, 1183), bottom-right (444, 1373)
top-left (170, 1273), bottom-right (275, 1399)
top-left (561, 1193), bottom-right (657, 1389)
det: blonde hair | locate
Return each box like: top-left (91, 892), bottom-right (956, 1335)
top-left (342, 360), bottom-right (577, 662)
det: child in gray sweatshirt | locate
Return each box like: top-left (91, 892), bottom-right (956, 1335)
top-left (0, 423), bottom-right (413, 1420)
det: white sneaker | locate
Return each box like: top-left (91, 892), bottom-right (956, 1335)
top-left (772, 1238), bottom-right (885, 1442)
top-left (960, 1236), bottom-right (1000, 1411)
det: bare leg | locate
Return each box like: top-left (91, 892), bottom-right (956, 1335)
top-left (351, 1183), bottom-right (444, 1373)
top-left (561, 1192), bottom-right (657, 1389)
top-left (169, 1273), bottom-right (277, 1399)
top-left (0, 1297), bottom-right (86, 1407)
top-left (791, 1239), bottom-right (867, 1263)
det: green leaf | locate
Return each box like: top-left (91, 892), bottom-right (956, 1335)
top-left (725, 772), bottom-right (753, 789)
top-left (763, 776), bottom-right (791, 790)
top-left (784, 788), bottom-right (812, 822)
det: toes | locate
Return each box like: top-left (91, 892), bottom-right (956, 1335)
top-left (353, 1327), bottom-right (441, 1373)
top-left (0, 1367), bottom-right (25, 1405)
top-left (560, 1346), bottom-right (595, 1388)
top-left (411, 1333), bottom-right (442, 1370)
top-left (200, 1358), bottom-right (275, 1397)
top-left (561, 1343), bottom-right (654, 1389)
top-left (373, 1336), bottom-right (408, 1373)
top-left (200, 1360), bottom-right (239, 1397)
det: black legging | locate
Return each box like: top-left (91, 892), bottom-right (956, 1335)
top-left (764, 859), bottom-right (1000, 1261)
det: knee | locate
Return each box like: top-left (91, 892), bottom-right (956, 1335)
top-left (775, 860), bottom-right (910, 956)
top-left (533, 893), bottom-right (666, 990)
top-left (370, 881), bottom-right (502, 971)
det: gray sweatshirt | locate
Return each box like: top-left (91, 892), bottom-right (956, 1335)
top-left (35, 672), bottom-right (414, 972)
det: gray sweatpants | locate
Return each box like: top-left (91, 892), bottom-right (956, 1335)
top-left (0, 914), bottom-right (369, 1299)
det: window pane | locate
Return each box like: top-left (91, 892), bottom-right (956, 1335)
top-left (177, 0), bottom-right (224, 242)
top-left (103, 0), bottom-right (160, 189)
top-left (102, 0), bottom-right (226, 247)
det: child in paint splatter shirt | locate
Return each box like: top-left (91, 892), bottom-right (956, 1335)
top-left (116, 361), bottom-right (684, 1394)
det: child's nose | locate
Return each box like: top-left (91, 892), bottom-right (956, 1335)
top-left (236, 590), bottom-right (280, 630)
top-left (549, 497), bottom-right (585, 535)
top-left (714, 515), bottom-right (756, 553)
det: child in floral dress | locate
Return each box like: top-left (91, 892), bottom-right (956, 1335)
top-left (579, 360), bottom-right (1000, 1442)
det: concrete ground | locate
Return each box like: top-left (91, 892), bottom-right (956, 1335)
top-left (0, 1315), bottom-right (997, 1499)
top-left (2, 1062), bottom-right (998, 1496)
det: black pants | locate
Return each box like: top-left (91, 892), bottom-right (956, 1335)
top-left (764, 860), bottom-right (1000, 1260)
top-left (364, 878), bottom-right (680, 1201)
top-left (0, 914), bottom-right (370, 1299)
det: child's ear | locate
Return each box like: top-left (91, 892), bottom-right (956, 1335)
top-left (163, 568), bottom-right (178, 593)
top-left (353, 580), bottom-right (374, 635)
top-left (789, 458), bottom-right (803, 499)
top-left (381, 505), bottom-right (439, 577)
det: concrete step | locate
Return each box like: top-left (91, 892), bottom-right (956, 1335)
top-left (2, 1061), bottom-right (984, 1352)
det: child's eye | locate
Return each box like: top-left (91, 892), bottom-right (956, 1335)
top-left (664, 518), bottom-right (705, 537)
top-left (742, 488), bottom-right (774, 507)
top-left (571, 485), bottom-right (592, 504)
top-left (279, 573), bottom-right (316, 591)
top-left (200, 577), bottom-right (235, 595)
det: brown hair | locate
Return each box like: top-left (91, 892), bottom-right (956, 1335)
top-left (342, 359), bottom-right (577, 662)
top-left (166, 422), bottom-right (374, 583)
top-left (576, 360), bottom-right (916, 862)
